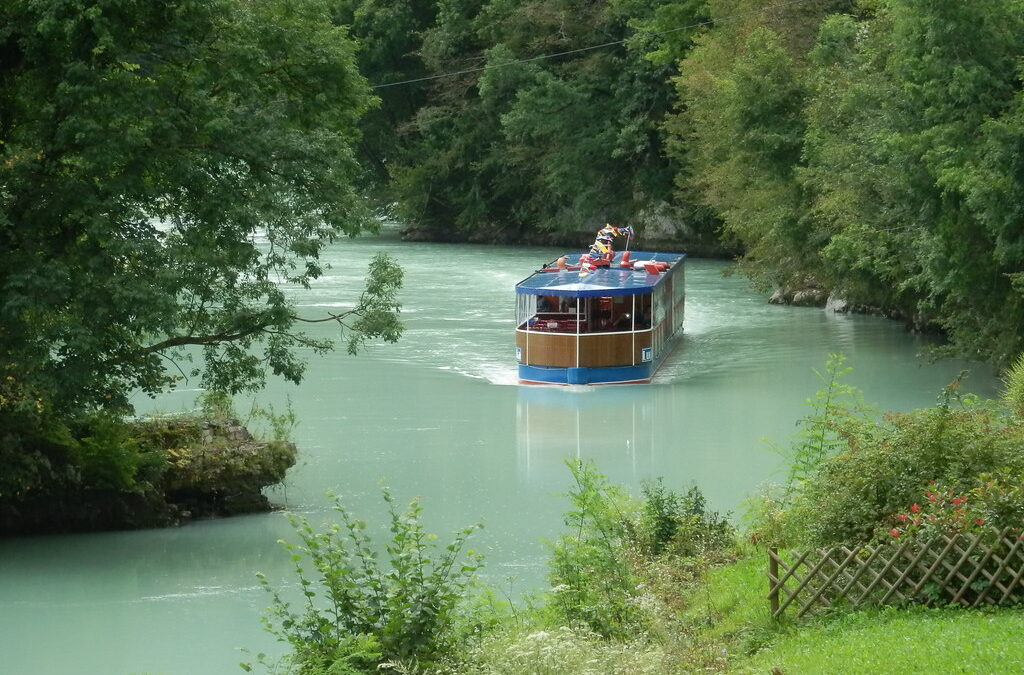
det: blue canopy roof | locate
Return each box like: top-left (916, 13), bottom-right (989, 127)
top-left (515, 251), bottom-right (686, 297)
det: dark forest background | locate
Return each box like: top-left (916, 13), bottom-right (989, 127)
top-left (349, 0), bottom-right (1024, 368)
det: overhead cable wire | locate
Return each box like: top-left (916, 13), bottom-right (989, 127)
top-left (369, 0), bottom-right (817, 90)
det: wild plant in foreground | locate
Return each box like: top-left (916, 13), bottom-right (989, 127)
top-left (638, 479), bottom-right (734, 558)
top-left (548, 459), bottom-right (640, 640)
top-left (248, 488), bottom-right (483, 674)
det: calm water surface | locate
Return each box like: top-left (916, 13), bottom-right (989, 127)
top-left (0, 232), bottom-right (999, 675)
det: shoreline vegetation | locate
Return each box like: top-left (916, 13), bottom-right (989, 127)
top-left (3, 0), bottom-right (1024, 670)
top-left (0, 395), bottom-right (296, 536)
top-left (245, 355), bottom-right (1024, 674)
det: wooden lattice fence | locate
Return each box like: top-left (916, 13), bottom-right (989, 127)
top-left (767, 527), bottom-right (1024, 619)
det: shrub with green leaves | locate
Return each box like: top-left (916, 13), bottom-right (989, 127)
top-left (547, 460), bottom-right (640, 640)
top-left (637, 478), bottom-right (682, 555)
top-left (782, 379), bottom-right (1024, 546)
top-left (1002, 353), bottom-right (1024, 415)
top-left (637, 480), bottom-right (734, 558)
top-left (782, 353), bottom-right (873, 494)
top-left (547, 462), bottom-right (736, 639)
top-left (251, 488), bottom-right (483, 674)
top-left (883, 471), bottom-right (1024, 542)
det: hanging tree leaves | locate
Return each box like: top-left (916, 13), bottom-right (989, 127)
top-left (0, 0), bottom-right (404, 418)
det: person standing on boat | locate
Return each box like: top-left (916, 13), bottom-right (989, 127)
top-left (588, 224), bottom-right (634, 259)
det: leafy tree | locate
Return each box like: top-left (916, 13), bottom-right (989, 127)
top-left (883, 0), bottom-right (1024, 364)
top-left (390, 0), bottom-right (511, 239)
top-left (799, 0), bottom-right (1024, 361)
top-left (0, 0), bottom-right (403, 422)
top-left (335, 0), bottom-right (438, 188)
top-left (668, 0), bottom-right (1024, 366)
top-left (391, 0), bottom-right (688, 242)
top-left (799, 11), bottom-right (926, 316)
top-left (668, 0), bottom-right (849, 287)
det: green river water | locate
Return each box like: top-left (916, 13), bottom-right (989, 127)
top-left (0, 231), bottom-right (999, 674)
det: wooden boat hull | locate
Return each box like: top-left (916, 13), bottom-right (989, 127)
top-left (517, 329), bottom-right (681, 385)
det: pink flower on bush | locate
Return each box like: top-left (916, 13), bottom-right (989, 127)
top-left (910, 504), bottom-right (921, 513)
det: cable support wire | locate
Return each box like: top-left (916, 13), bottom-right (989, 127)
top-left (369, 0), bottom-right (818, 90)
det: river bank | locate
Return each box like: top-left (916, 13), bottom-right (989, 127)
top-left (0, 417), bottom-right (295, 536)
top-left (0, 240), bottom-right (1000, 675)
top-left (398, 220), bottom-right (737, 260)
top-left (252, 352), bottom-right (1024, 673)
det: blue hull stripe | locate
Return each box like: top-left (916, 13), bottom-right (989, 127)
top-left (518, 363), bottom-right (652, 385)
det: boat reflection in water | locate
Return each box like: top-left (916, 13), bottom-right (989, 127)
top-left (513, 370), bottom-right (791, 513)
top-left (515, 384), bottom-right (661, 485)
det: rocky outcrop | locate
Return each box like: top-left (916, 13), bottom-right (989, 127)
top-left (825, 293), bottom-right (850, 314)
top-left (0, 417), bottom-right (296, 535)
top-left (769, 285), bottom-right (829, 307)
top-left (141, 417), bottom-right (297, 522)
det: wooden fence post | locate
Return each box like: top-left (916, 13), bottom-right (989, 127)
top-left (768, 547), bottom-right (780, 617)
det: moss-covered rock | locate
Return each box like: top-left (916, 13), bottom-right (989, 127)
top-left (0, 417), bottom-right (296, 535)
top-left (138, 417), bottom-right (296, 519)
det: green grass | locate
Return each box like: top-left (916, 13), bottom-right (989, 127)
top-left (685, 553), bottom-right (774, 640)
top-left (452, 537), bottom-right (1024, 674)
top-left (674, 551), bottom-right (1024, 674)
top-left (735, 606), bottom-right (1024, 674)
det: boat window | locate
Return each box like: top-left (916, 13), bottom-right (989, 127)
top-left (584, 296), bottom-right (635, 332)
top-left (520, 294), bottom-right (583, 333)
top-left (517, 294), bottom-right (537, 328)
top-left (672, 266), bottom-right (685, 334)
top-left (635, 294), bottom-right (652, 329)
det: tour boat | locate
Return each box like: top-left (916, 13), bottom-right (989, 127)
top-left (515, 249), bottom-right (686, 385)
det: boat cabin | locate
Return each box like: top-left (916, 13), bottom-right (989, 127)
top-left (515, 251), bottom-right (685, 385)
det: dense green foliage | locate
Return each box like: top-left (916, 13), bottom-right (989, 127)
top-left (547, 460), bottom-right (641, 639)
top-left (339, 0), bottom-right (1024, 365)
top-left (1, 0), bottom-right (403, 416)
top-left (339, 0), bottom-right (707, 244)
top-left (252, 489), bottom-right (483, 673)
top-left (256, 461), bottom-right (737, 673)
top-left (0, 406), bottom-right (295, 534)
top-left (758, 356), bottom-right (1024, 547)
top-left (1, 0), bottom-right (405, 503)
top-left (638, 478), bottom-right (733, 557)
top-left (786, 398), bottom-right (1024, 546)
top-left (545, 460), bottom-right (734, 640)
top-left (670, 0), bottom-right (1024, 365)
